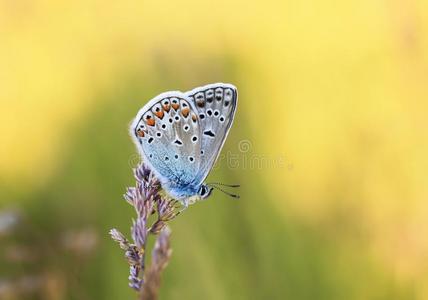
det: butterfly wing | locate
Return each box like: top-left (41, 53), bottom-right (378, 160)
top-left (185, 83), bottom-right (238, 186)
top-left (130, 91), bottom-right (203, 199)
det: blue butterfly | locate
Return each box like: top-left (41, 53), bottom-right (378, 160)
top-left (130, 83), bottom-right (238, 206)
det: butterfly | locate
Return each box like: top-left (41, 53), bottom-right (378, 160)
top-left (130, 83), bottom-right (238, 206)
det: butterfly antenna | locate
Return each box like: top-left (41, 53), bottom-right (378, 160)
top-left (206, 182), bottom-right (240, 188)
top-left (208, 184), bottom-right (240, 199)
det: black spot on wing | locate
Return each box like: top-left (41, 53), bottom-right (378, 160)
top-left (203, 130), bottom-right (215, 138)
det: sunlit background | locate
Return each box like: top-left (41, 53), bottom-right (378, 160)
top-left (1, 0), bottom-right (428, 299)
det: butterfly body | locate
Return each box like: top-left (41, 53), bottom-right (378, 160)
top-left (130, 83), bottom-right (237, 205)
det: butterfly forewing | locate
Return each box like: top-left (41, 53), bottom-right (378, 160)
top-left (130, 92), bottom-right (202, 190)
top-left (185, 83), bottom-right (238, 185)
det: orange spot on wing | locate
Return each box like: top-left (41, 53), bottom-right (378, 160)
top-left (155, 110), bottom-right (164, 119)
top-left (191, 114), bottom-right (197, 122)
top-left (137, 130), bottom-right (145, 137)
top-left (163, 104), bottom-right (170, 112)
top-left (172, 103), bottom-right (179, 110)
top-left (147, 118), bottom-right (155, 126)
top-left (181, 107), bottom-right (190, 117)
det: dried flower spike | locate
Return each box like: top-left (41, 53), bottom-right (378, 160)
top-left (110, 163), bottom-right (178, 298)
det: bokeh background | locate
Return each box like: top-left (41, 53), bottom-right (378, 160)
top-left (1, 0), bottom-right (428, 299)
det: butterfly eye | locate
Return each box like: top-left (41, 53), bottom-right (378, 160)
top-left (198, 185), bottom-right (212, 199)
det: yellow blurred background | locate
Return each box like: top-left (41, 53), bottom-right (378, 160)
top-left (1, 0), bottom-right (428, 299)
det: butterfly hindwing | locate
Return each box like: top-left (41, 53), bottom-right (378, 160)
top-left (130, 92), bottom-right (202, 196)
top-left (185, 83), bottom-right (238, 185)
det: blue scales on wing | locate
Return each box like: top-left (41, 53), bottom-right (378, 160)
top-left (130, 92), bottom-right (202, 200)
top-left (185, 83), bottom-right (238, 187)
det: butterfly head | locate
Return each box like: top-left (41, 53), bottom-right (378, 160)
top-left (198, 184), bottom-right (214, 200)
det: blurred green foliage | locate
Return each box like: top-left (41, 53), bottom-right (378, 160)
top-left (1, 1), bottom-right (428, 299)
